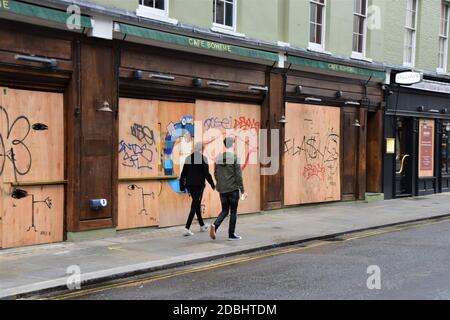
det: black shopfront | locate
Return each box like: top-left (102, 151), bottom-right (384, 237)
top-left (384, 72), bottom-right (450, 199)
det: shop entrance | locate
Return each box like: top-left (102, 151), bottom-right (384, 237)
top-left (395, 117), bottom-right (414, 197)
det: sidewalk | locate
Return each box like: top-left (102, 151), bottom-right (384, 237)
top-left (1, 193), bottom-right (450, 299)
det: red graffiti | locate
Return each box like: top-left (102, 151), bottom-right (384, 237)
top-left (234, 117), bottom-right (260, 130)
top-left (303, 164), bottom-right (326, 180)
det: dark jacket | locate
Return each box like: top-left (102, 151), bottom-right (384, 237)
top-left (180, 152), bottom-right (215, 191)
top-left (214, 152), bottom-right (245, 194)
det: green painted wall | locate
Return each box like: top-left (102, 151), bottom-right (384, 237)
top-left (84, 0), bottom-right (450, 73)
top-left (286, 0), bottom-right (309, 48)
top-left (326, 0), bottom-right (353, 56)
top-left (238, 0), bottom-right (279, 42)
top-left (367, 0), bottom-right (406, 65)
top-left (93, 0), bottom-right (138, 12)
top-left (415, 0), bottom-right (440, 70)
top-left (170, 0), bottom-right (212, 28)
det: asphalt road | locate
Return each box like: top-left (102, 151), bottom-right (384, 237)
top-left (71, 219), bottom-right (450, 300)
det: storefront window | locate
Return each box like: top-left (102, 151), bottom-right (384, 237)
top-left (442, 123), bottom-right (450, 174)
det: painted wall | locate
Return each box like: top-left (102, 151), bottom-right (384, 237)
top-left (326, 0), bottom-right (353, 56)
top-left (367, 0), bottom-right (406, 65)
top-left (170, 0), bottom-right (212, 29)
top-left (415, 0), bottom-right (440, 71)
top-left (85, 0), bottom-right (450, 73)
top-left (93, 0), bottom-right (138, 12)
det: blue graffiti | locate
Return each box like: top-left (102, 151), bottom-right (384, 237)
top-left (118, 140), bottom-right (154, 170)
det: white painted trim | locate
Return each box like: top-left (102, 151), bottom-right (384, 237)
top-left (136, 2), bottom-right (178, 25)
top-left (352, 0), bottom-right (368, 58)
top-left (403, 0), bottom-right (418, 67)
top-left (438, 3), bottom-right (449, 71)
top-left (210, 25), bottom-right (245, 37)
top-left (308, 0), bottom-right (326, 51)
top-left (350, 51), bottom-right (373, 62)
top-left (212, 0), bottom-right (238, 32)
top-left (307, 44), bottom-right (331, 55)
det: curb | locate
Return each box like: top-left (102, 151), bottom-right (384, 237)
top-left (3, 212), bottom-right (450, 300)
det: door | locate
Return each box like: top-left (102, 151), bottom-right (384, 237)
top-left (395, 117), bottom-right (414, 197)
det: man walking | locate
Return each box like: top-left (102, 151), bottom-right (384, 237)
top-left (180, 142), bottom-right (215, 236)
top-left (210, 137), bottom-right (246, 241)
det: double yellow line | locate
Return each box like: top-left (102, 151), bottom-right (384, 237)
top-left (47, 217), bottom-right (450, 300)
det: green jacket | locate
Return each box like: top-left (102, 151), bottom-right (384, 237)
top-left (214, 152), bottom-right (245, 194)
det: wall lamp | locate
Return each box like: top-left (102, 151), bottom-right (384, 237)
top-left (335, 90), bottom-right (343, 98)
top-left (417, 106), bottom-right (425, 112)
top-left (295, 85), bottom-right (303, 94)
top-left (345, 101), bottom-right (361, 106)
top-left (278, 115), bottom-right (288, 124)
top-left (149, 73), bottom-right (175, 81)
top-left (134, 70), bottom-right (143, 80)
top-left (248, 85), bottom-right (268, 93)
top-left (441, 108), bottom-right (448, 114)
top-left (305, 97), bottom-right (322, 103)
top-left (15, 54), bottom-right (57, 69)
top-left (193, 78), bottom-right (203, 87)
top-left (97, 101), bottom-right (114, 113)
top-left (352, 119), bottom-right (361, 127)
top-left (207, 81), bottom-right (230, 88)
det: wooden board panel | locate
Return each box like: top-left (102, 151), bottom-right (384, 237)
top-left (195, 100), bottom-right (261, 218)
top-left (0, 88), bottom-right (64, 183)
top-left (0, 88), bottom-right (4, 248)
top-left (118, 98), bottom-right (160, 230)
top-left (284, 103), bottom-right (341, 205)
top-left (1, 185), bottom-right (64, 248)
top-left (0, 88), bottom-right (64, 248)
top-left (158, 101), bottom-right (195, 227)
top-left (117, 181), bottom-right (160, 230)
top-left (118, 98), bottom-right (159, 178)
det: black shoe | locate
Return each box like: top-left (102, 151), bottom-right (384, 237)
top-left (228, 234), bottom-right (242, 241)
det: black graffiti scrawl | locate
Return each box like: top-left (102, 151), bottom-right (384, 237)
top-left (1, 104), bottom-right (52, 233)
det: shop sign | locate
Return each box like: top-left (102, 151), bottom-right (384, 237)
top-left (395, 71), bottom-right (423, 85)
top-left (418, 119), bottom-right (434, 177)
top-left (0, 0), bottom-right (10, 10)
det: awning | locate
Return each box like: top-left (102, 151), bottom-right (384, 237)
top-left (116, 22), bottom-right (279, 62)
top-left (0, 0), bottom-right (92, 28)
top-left (287, 55), bottom-right (385, 80)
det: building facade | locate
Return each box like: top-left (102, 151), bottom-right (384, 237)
top-left (0, 0), bottom-right (449, 249)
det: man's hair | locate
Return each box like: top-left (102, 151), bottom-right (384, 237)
top-left (223, 137), bottom-right (235, 149)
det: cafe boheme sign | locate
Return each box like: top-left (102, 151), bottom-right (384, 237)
top-left (418, 119), bottom-right (435, 178)
top-left (0, 0), bottom-right (10, 10)
top-left (188, 38), bottom-right (232, 53)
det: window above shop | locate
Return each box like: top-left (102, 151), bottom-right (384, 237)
top-left (211, 0), bottom-right (245, 37)
top-left (308, 0), bottom-right (326, 53)
top-left (136, 0), bottom-right (178, 24)
top-left (352, 0), bottom-right (368, 60)
top-left (403, 0), bottom-right (418, 67)
top-left (438, 1), bottom-right (449, 73)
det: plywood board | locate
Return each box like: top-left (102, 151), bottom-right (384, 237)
top-left (0, 88), bottom-right (64, 183)
top-left (117, 181), bottom-right (160, 230)
top-left (118, 98), bottom-right (159, 178)
top-left (195, 101), bottom-right (261, 218)
top-left (1, 185), bottom-right (64, 248)
top-left (158, 101), bottom-right (195, 227)
top-left (418, 119), bottom-right (435, 178)
top-left (284, 103), bottom-right (341, 205)
top-left (1, 88), bottom-right (64, 248)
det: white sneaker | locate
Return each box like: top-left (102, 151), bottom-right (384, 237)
top-left (228, 234), bottom-right (242, 241)
top-left (183, 228), bottom-right (194, 237)
top-left (200, 224), bottom-right (210, 232)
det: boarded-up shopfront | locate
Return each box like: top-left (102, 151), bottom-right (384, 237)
top-left (284, 55), bottom-right (385, 205)
top-left (115, 25), bottom-right (275, 230)
top-left (0, 10), bottom-right (82, 248)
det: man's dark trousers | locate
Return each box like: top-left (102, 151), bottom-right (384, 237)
top-left (185, 186), bottom-right (205, 229)
top-left (213, 190), bottom-right (239, 237)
